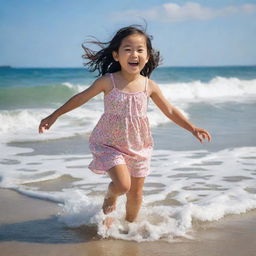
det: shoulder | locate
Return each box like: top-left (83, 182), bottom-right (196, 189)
top-left (147, 78), bottom-right (161, 98)
top-left (91, 73), bottom-right (112, 94)
top-left (93, 73), bottom-right (111, 86)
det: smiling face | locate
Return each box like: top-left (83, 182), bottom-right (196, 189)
top-left (112, 34), bottom-right (149, 75)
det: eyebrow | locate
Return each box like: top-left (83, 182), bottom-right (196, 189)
top-left (122, 44), bottom-right (145, 48)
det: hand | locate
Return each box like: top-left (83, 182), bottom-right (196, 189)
top-left (38, 114), bottom-right (58, 133)
top-left (192, 127), bottom-right (212, 143)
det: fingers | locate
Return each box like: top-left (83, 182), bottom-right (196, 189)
top-left (202, 130), bottom-right (212, 142)
top-left (39, 114), bottom-right (57, 133)
top-left (194, 128), bottom-right (212, 143)
top-left (39, 120), bottom-right (49, 134)
top-left (196, 132), bottom-right (203, 144)
top-left (39, 123), bottom-right (45, 133)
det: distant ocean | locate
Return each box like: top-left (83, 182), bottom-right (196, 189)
top-left (0, 66), bottom-right (256, 242)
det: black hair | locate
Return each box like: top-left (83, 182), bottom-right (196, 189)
top-left (82, 24), bottom-right (161, 77)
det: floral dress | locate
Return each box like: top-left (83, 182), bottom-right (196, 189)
top-left (88, 73), bottom-right (154, 177)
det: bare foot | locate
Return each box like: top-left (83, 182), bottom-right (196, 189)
top-left (103, 216), bottom-right (114, 229)
top-left (102, 194), bottom-right (117, 215)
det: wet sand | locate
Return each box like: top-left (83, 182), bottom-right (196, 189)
top-left (0, 188), bottom-right (256, 256)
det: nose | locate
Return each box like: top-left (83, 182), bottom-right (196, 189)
top-left (131, 50), bottom-right (138, 57)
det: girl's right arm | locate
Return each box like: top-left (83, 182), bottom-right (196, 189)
top-left (38, 76), bottom-right (107, 133)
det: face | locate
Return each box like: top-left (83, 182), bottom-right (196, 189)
top-left (112, 34), bottom-right (149, 74)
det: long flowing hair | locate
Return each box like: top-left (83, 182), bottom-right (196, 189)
top-left (82, 25), bottom-right (161, 77)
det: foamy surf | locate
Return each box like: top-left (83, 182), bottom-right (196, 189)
top-left (1, 142), bottom-right (255, 242)
top-left (0, 106), bottom-right (189, 142)
top-left (60, 77), bottom-right (256, 102)
top-left (1, 75), bottom-right (256, 144)
top-left (57, 185), bottom-right (256, 242)
top-left (159, 77), bottom-right (256, 102)
top-left (62, 76), bottom-right (256, 103)
top-left (1, 76), bottom-right (256, 109)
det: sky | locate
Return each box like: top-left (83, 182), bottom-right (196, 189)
top-left (0, 0), bottom-right (256, 67)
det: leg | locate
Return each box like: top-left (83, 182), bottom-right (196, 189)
top-left (102, 164), bottom-right (131, 215)
top-left (125, 176), bottom-right (145, 222)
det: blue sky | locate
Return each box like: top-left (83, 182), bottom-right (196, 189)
top-left (1, 0), bottom-right (256, 67)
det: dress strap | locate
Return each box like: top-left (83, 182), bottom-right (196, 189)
top-left (144, 77), bottom-right (148, 93)
top-left (110, 73), bottom-right (116, 89)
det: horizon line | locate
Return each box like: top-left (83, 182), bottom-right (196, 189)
top-left (2, 64), bottom-right (256, 69)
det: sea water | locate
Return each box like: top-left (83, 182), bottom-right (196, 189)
top-left (0, 66), bottom-right (256, 242)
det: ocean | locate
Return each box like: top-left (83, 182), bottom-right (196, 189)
top-left (0, 66), bottom-right (256, 242)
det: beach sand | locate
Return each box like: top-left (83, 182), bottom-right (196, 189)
top-left (0, 188), bottom-right (255, 256)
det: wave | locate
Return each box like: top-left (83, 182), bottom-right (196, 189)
top-left (0, 105), bottom-right (190, 140)
top-left (0, 82), bottom-right (94, 109)
top-left (160, 76), bottom-right (256, 102)
top-left (1, 77), bottom-right (256, 109)
top-left (0, 108), bottom-right (100, 142)
top-left (0, 76), bottom-right (255, 140)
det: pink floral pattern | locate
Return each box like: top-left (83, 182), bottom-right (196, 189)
top-left (88, 73), bottom-right (154, 177)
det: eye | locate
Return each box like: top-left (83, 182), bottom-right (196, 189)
top-left (124, 48), bottom-right (131, 52)
top-left (138, 49), bottom-right (144, 53)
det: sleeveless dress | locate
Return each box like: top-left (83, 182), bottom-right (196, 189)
top-left (88, 73), bottom-right (154, 178)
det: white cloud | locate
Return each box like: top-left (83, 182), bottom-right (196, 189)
top-left (112, 2), bottom-right (256, 22)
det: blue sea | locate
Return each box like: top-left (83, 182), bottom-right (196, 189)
top-left (0, 66), bottom-right (256, 242)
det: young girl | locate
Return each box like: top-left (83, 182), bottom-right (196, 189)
top-left (39, 25), bottom-right (211, 228)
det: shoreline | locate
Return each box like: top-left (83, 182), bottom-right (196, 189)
top-left (0, 188), bottom-right (256, 256)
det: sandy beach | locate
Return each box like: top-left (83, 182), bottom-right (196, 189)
top-left (0, 188), bottom-right (255, 256)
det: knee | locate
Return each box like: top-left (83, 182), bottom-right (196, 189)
top-left (116, 182), bottom-right (131, 195)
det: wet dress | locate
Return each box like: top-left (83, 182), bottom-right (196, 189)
top-left (88, 73), bottom-right (154, 177)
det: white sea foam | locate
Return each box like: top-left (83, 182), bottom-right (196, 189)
top-left (0, 107), bottom-right (101, 143)
top-left (1, 76), bottom-right (255, 142)
top-left (0, 104), bottom-right (189, 142)
top-left (1, 142), bottom-right (255, 242)
top-left (159, 77), bottom-right (256, 102)
top-left (62, 77), bottom-right (256, 102)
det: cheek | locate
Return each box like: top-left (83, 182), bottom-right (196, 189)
top-left (120, 53), bottom-right (130, 62)
top-left (142, 55), bottom-right (149, 62)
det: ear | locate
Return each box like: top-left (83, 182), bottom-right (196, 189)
top-left (112, 51), bottom-right (119, 62)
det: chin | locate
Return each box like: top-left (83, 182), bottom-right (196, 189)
top-left (129, 66), bottom-right (143, 72)
top-left (128, 70), bottom-right (141, 75)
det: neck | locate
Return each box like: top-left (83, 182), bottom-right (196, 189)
top-left (119, 70), bottom-right (140, 83)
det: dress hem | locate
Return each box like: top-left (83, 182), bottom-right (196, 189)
top-left (88, 163), bottom-right (151, 178)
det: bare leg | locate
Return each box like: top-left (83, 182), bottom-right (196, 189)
top-left (125, 176), bottom-right (145, 222)
top-left (102, 164), bottom-right (131, 215)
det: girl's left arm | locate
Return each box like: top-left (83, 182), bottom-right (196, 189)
top-left (149, 80), bottom-right (212, 143)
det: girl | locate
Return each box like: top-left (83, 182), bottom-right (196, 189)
top-left (39, 25), bottom-right (211, 228)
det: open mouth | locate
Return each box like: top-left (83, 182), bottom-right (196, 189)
top-left (128, 62), bottom-right (139, 67)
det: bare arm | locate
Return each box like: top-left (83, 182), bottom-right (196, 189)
top-left (39, 76), bottom-right (106, 133)
top-left (149, 80), bottom-right (211, 143)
